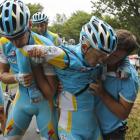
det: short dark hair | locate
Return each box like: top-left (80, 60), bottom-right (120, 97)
top-left (116, 29), bottom-right (140, 53)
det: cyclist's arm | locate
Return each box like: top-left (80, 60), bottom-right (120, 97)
top-left (23, 45), bottom-right (69, 69)
top-left (42, 63), bottom-right (59, 94)
top-left (0, 44), bottom-right (17, 84)
top-left (0, 63), bottom-right (17, 84)
top-left (46, 75), bottom-right (58, 95)
top-left (32, 65), bottom-right (54, 100)
top-left (90, 78), bottom-right (137, 120)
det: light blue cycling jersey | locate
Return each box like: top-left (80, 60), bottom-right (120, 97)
top-left (0, 81), bottom-right (4, 106)
top-left (0, 32), bottom-right (58, 140)
top-left (95, 64), bottom-right (139, 134)
top-left (43, 31), bottom-right (61, 46)
top-left (23, 44), bottom-right (103, 140)
top-left (53, 44), bottom-right (103, 140)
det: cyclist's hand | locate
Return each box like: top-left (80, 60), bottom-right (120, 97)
top-left (31, 57), bottom-right (44, 64)
top-left (28, 47), bottom-right (45, 57)
top-left (116, 69), bottom-right (130, 79)
top-left (14, 73), bottom-right (33, 87)
top-left (89, 80), bottom-right (105, 97)
top-left (27, 47), bottom-right (45, 63)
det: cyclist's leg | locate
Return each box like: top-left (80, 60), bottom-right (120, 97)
top-left (4, 91), bottom-right (32, 140)
top-left (58, 91), bottom-right (103, 140)
top-left (58, 109), bottom-right (102, 140)
top-left (36, 99), bottom-right (58, 140)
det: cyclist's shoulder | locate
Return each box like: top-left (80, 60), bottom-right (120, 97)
top-left (48, 30), bottom-right (59, 38)
top-left (0, 37), bottom-right (13, 53)
top-left (60, 44), bottom-right (81, 56)
top-left (0, 37), bottom-right (11, 46)
top-left (31, 31), bottom-right (54, 46)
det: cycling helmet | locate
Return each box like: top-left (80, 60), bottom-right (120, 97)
top-left (0, 0), bottom-right (30, 39)
top-left (80, 16), bottom-right (117, 54)
top-left (32, 12), bottom-right (48, 24)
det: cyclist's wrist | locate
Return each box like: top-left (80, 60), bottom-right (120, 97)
top-left (14, 74), bottom-right (19, 82)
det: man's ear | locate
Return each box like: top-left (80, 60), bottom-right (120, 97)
top-left (29, 20), bottom-right (32, 29)
top-left (81, 44), bottom-right (89, 53)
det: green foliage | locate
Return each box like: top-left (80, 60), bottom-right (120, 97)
top-left (50, 11), bottom-right (92, 43)
top-left (49, 13), bottom-right (67, 35)
top-left (91, 0), bottom-right (140, 38)
top-left (62, 11), bottom-right (92, 42)
top-left (126, 93), bottom-right (140, 139)
top-left (27, 3), bottom-right (44, 17)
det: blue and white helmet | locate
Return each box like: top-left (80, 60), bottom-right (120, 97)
top-left (80, 16), bottom-right (117, 54)
top-left (0, 0), bottom-right (30, 38)
top-left (32, 12), bottom-right (48, 24)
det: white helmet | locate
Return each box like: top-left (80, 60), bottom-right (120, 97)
top-left (80, 16), bottom-right (117, 54)
top-left (0, 0), bottom-right (30, 38)
top-left (32, 12), bottom-right (48, 24)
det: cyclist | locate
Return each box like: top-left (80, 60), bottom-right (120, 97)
top-left (32, 12), bottom-right (62, 46)
top-left (32, 11), bottom-right (61, 133)
top-left (90, 29), bottom-right (140, 140)
top-left (0, 0), bottom-right (58, 139)
top-left (22, 16), bottom-right (117, 140)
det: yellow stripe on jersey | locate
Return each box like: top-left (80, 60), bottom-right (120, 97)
top-left (72, 96), bottom-right (77, 111)
top-left (32, 34), bottom-right (45, 45)
top-left (48, 53), bottom-right (68, 69)
top-left (0, 37), bottom-right (10, 46)
top-left (18, 48), bottom-right (29, 57)
top-left (48, 31), bottom-right (60, 46)
top-left (4, 119), bottom-right (14, 135)
top-left (67, 111), bottom-right (72, 132)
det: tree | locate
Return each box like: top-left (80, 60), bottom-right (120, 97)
top-left (27, 3), bottom-right (44, 17)
top-left (62, 11), bottom-right (92, 43)
top-left (53, 13), bottom-right (67, 24)
top-left (49, 13), bottom-right (67, 34)
top-left (91, 0), bottom-right (140, 37)
top-left (50, 11), bottom-right (92, 43)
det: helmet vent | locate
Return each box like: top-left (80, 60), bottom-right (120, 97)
top-left (6, 2), bottom-right (10, 7)
top-left (5, 21), bottom-right (10, 33)
top-left (13, 4), bottom-right (16, 15)
top-left (108, 35), bottom-right (110, 49)
top-left (26, 14), bottom-right (28, 25)
top-left (87, 24), bottom-right (91, 33)
top-left (39, 14), bottom-right (41, 19)
top-left (20, 12), bottom-right (23, 26)
top-left (0, 17), bottom-right (4, 31)
top-left (100, 33), bottom-right (105, 47)
top-left (94, 19), bottom-right (99, 23)
top-left (5, 9), bottom-right (9, 17)
top-left (92, 21), bottom-right (98, 32)
top-left (20, 5), bottom-right (23, 11)
top-left (92, 33), bottom-right (97, 45)
top-left (12, 16), bottom-right (16, 30)
top-left (112, 40), bottom-right (115, 50)
top-left (110, 29), bottom-right (113, 36)
top-left (101, 24), bottom-right (107, 34)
